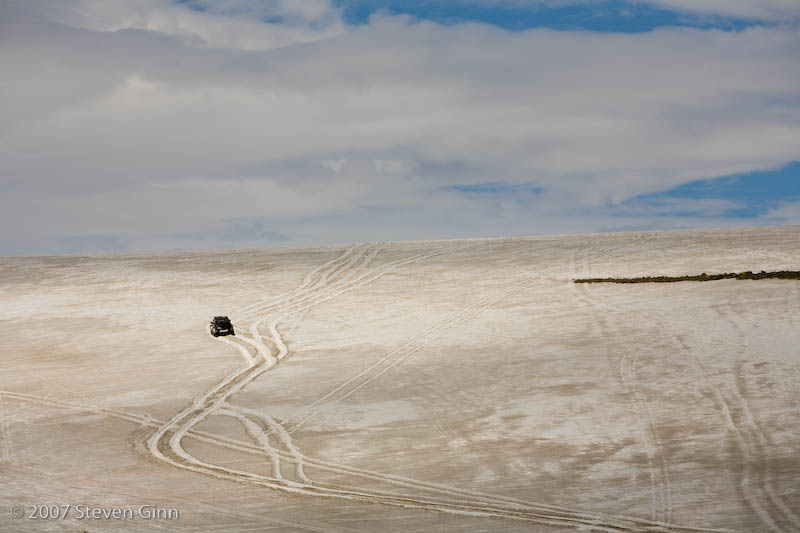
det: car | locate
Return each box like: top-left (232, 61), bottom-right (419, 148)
top-left (210, 316), bottom-right (235, 337)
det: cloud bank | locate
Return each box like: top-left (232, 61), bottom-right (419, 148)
top-left (1, 0), bottom-right (798, 254)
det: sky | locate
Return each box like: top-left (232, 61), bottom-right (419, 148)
top-left (1, 0), bottom-right (799, 255)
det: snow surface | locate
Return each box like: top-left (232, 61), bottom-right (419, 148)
top-left (1, 226), bottom-right (799, 532)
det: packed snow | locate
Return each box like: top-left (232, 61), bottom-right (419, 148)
top-left (1, 226), bottom-right (799, 532)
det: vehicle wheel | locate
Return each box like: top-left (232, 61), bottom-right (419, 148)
top-left (231, 330), bottom-right (235, 336)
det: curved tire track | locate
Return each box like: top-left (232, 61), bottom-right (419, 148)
top-left (568, 234), bottom-right (673, 524)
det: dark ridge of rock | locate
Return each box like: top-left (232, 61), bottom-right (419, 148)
top-left (574, 270), bottom-right (800, 284)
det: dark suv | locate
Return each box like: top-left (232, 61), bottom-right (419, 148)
top-left (210, 316), bottom-right (235, 337)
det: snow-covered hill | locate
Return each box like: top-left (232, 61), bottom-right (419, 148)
top-left (1, 226), bottom-right (798, 532)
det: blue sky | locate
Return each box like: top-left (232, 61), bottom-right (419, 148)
top-left (177, 0), bottom-right (773, 32)
top-left (1, 0), bottom-right (798, 254)
top-left (621, 162), bottom-right (800, 219)
top-left (333, 0), bottom-right (752, 32)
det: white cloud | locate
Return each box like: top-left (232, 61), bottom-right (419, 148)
top-left (5, 0), bottom-right (346, 50)
top-left (761, 201), bottom-right (800, 224)
top-left (1, 1), bottom-right (799, 253)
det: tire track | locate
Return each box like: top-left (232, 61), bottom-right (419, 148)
top-left (694, 357), bottom-right (783, 533)
top-left (230, 404), bottom-right (312, 484)
top-left (217, 336), bottom-right (256, 368)
top-left (224, 245), bottom-right (380, 371)
top-left (283, 234), bottom-right (655, 436)
top-left (568, 234), bottom-right (674, 524)
top-left (173, 243), bottom-right (455, 427)
top-left (711, 300), bottom-right (800, 532)
top-left (572, 235), bottom-right (794, 533)
top-left (618, 348), bottom-right (673, 523)
top-left (667, 300), bottom-right (793, 533)
top-left (282, 273), bottom-right (550, 435)
top-left (217, 407), bottom-right (282, 479)
top-left (165, 244), bottom-right (373, 450)
top-left (237, 243), bottom-right (379, 326)
top-left (249, 244), bottom-right (383, 366)
top-left (740, 364), bottom-right (800, 532)
top-left (1, 390), bottom-right (154, 428)
top-left (3, 389), bottom-right (732, 532)
top-left (149, 428), bottom-right (734, 533)
top-left (142, 247), bottom-right (367, 493)
top-left (234, 244), bottom-right (361, 319)
top-left (0, 393), bottom-right (657, 529)
top-left (0, 391), bottom-right (11, 463)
